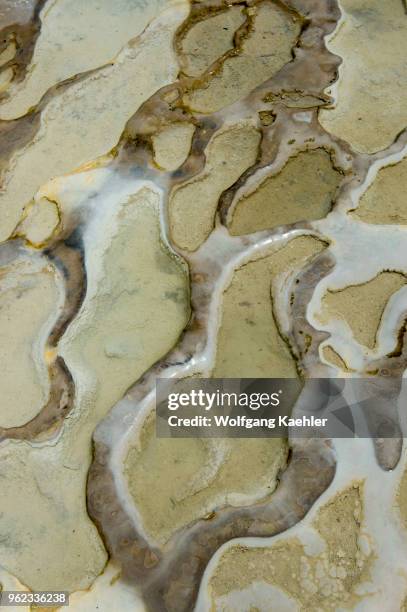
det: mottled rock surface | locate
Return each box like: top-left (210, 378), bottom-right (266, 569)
top-left (0, 0), bottom-right (406, 610)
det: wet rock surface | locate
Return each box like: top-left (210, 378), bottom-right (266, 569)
top-left (0, 0), bottom-right (406, 610)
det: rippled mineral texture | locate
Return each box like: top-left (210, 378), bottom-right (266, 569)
top-left (0, 0), bottom-right (406, 611)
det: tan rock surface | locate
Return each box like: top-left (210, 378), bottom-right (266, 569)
top-left (319, 0), bottom-right (407, 153)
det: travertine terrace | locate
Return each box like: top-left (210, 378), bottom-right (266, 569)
top-left (0, 0), bottom-right (406, 610)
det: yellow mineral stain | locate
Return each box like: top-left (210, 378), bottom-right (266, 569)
top-left (58, 562), bottom-right (144, 611)
top-left (396, 460), bottom-right (407, 533)
top-left (44, 347), bottom-right (57, 364)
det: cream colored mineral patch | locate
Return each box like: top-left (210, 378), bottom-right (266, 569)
top-left (319, 271), bottom-right (407, 350)
top-left (229, 149), bottom-right (342, 235)
top-left (184, 2), bottom-right (301, 113)
top-left (319, 0), bottom-right (407, 153)
top-left (169, 124), bottom-right (260, 250)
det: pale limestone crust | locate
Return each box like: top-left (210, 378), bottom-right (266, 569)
top-left (124, 413), bottom-right (287, 545)
top-left (351, 157), bottom-right (407, 225)
top-left (229, 149), bottom-right (342, 235)
top-left (180, 6), bottom-right (245, 77)
top-left (0, 263), bottom-right (58, 428)
top-left (0, 186), bottom-right (190, 590)
top-left (318, 272), bottom-right (407, 350)
top-left (0, 0), bottom-right (171, 120)
top-left (319, 0), bottom-right (407, 154)
top-left (209, 484), bottom-right (373, 611)
top-left (152, 122), bottom-right (195, 171)
top-left (169, 124), bottom-right (260, 251)
top-left (0, 2), bottom-right (188, 242)
top-left (184, 2), bottom-right (301, 113)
